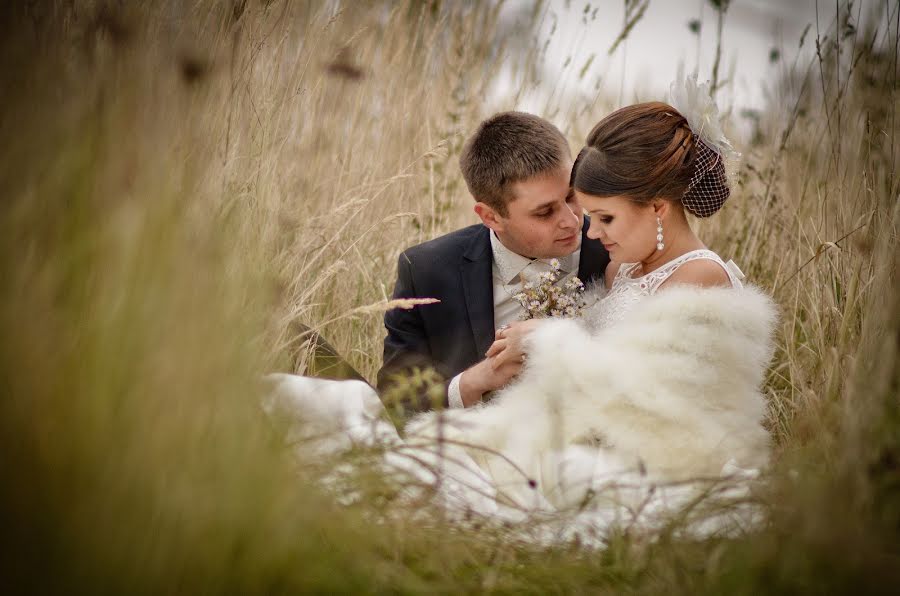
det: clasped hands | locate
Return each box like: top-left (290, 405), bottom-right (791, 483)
top-left (487, 318), bottom-right (543, 369)
top-left (458, 319), bottom-right (543, 406)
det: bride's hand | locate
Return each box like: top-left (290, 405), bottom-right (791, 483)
top-left (485, 319), bottom-right (543, 370)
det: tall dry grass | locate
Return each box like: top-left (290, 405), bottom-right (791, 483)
top-left (0, 0), bottom-right (898, 593)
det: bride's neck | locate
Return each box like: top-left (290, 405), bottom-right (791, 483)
top-left (638, 215), bottom-right (705, 276)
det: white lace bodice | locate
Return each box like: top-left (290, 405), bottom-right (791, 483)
top-left (583, 249), bottom-right (744, 332)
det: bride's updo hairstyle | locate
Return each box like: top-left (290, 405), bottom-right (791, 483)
top-left (571, 102), bottom-right (730, 217)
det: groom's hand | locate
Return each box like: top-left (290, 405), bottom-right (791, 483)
top-left (458, 357), bottom-right (521, 407)
top-left (486, 319), bottom-right (543, 371)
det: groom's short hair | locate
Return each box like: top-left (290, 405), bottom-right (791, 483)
top-left (459, 112), bottom-right (571, 216)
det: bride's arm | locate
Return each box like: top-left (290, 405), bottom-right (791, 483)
top-left (658, 259), bottom-right (731, 290)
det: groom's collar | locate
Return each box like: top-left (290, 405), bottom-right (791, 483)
top-left (489, 231), bottom-right (579, 285)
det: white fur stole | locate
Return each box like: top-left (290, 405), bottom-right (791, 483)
top-left (407, 285), bottom-right (778, 490)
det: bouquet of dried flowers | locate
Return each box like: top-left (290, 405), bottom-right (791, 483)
top-left (512, 258), bottom-right (586, 320)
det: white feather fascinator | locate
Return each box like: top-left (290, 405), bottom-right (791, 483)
top-left (667, 67), bottom-right (741, 217)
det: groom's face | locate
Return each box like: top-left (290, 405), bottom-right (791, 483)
top-left (478, 165), bottom-right (583, 259)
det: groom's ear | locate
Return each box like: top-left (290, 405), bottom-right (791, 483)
top-left (474, 202), bottom-right (505, 233)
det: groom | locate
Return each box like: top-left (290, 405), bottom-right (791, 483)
top-left (377, 112), bottom-right (609, 413)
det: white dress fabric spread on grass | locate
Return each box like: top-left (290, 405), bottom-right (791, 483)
top-left (264, 251), bottom-right (775, 545)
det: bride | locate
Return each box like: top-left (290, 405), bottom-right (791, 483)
top-left (266, 86), bottom-right (777, 534)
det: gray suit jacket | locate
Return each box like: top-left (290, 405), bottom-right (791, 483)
top-left (377, 218), bottom-right (609, 413)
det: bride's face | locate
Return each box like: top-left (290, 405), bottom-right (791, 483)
top-left (578, 192), bottom-right (658, 263)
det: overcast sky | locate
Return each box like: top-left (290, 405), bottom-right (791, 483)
top-left (494, 0), bottom-right (888, 141)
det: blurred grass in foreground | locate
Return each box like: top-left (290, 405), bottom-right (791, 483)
top-left (0, 1), bottom-right (898, 593)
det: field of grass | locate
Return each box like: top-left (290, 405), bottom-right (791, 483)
top-left (1, 1), bottom-right (898, 593)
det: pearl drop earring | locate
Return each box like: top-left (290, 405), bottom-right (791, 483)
top-left (656, 216), bottom-right (664, 251)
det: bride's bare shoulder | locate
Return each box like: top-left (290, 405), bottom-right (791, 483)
top-left (661, 258), bottom-right (731, 289)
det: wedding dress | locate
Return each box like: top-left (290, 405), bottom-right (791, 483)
top-left (265, 249), bottom-right (776, 543)
top-left (585, 249), bottom-right (744, 331)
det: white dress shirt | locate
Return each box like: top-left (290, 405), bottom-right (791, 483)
top-left (447, 233), bottom-right (581, 408)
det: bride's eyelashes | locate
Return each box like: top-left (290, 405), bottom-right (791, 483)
top-left (586, 209), bottom-right (613, 224)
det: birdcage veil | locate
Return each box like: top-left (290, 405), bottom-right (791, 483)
top-left (667, 67), bottom-right (741, 218)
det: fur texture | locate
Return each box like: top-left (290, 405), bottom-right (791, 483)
top-left (408, 286), bottom-right (778, 491)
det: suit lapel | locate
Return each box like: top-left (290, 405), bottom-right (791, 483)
top-left (461, 226), bottom-right (495, 359)
top-left (577, 216), bottom-right (610, 288)
top-left (458, 221), bottom-right (606, 360)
